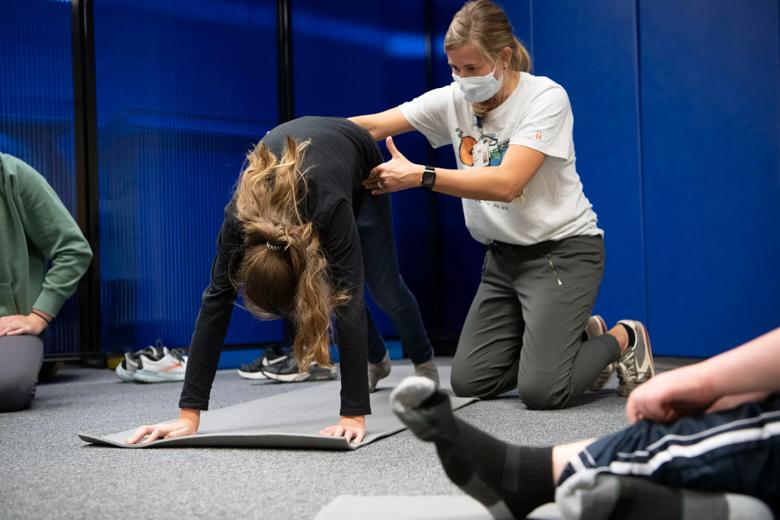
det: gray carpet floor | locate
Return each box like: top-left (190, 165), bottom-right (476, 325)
top-left (0, 357), bottom-right (690, 520)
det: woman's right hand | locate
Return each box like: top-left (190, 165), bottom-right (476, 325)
top-left (125, 408), bottom-right (200, 445)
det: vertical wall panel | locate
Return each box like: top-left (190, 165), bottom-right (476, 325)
top-left (94, 0), bottom-right (281, 353)
top-left (527, 0), bottom-right (647, 327)
top-left (639, 0), bottom-right (780, 356)
top-left (0, 0), bottom-right (82, 355)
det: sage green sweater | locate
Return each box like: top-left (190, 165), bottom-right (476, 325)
top-left (0, 153), bottom-right (92, 318)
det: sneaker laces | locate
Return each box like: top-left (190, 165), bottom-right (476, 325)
top-left (619, 344), bottom-right (638, 381)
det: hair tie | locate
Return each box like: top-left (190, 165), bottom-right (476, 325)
top-left (266, 242), bottom-right (285, 252)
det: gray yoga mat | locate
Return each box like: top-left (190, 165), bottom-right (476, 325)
top-left (314, 496), bottom-right (561, 520)
top-left (79, 364), bottom-right (476, 450)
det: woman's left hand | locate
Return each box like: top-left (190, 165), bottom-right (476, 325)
top-left (363, 137), bottom-right (421, 195)
top-left (320, 415), bottom-right (366, 444)
top-left (0, 313), bottom-right (49, 336)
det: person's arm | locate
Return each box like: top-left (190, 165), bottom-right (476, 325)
top-left (626, 327), bottom-right (780, 423)
top-left (363, 136), bottom-right (546, 203)
top-left (315, 201), bottom-right (370, 443)
top-left (348, 108), bottom-right (415, 141)
top-left (1, 159), bottom-right (93, 336)
top-left (127, 211), bottom-right (241, 444)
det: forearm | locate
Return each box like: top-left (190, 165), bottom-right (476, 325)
top-left (348, 108), bottom-right (414, 141)
top-left (694, 327), bottom-right (780, 399)
top-left (432, 165), bottom-right (526, 202)
top-left (335, 299), bottom-right (371, 417)
top-left (178, 296), bottom-right (234, 410)
top-left (34, 239), bottom-right (93, 316)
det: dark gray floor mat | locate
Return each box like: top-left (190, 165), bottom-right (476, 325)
top-left (79, 364), bottom-right (476, 449)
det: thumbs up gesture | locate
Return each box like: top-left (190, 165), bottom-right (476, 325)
top-left (362, 136), bottom-right (420, 194)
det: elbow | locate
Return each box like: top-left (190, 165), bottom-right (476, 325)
top-left (498, 188), bottom-right (521, 203)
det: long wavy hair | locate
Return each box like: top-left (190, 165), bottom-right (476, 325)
top-left (445, 0), bottom-right (532, 117)
top-left (233, 136), bottom-right (345, 370)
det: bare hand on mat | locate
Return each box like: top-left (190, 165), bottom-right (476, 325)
top-left (320, 415), bottom-right (366, 443)
top-left (125, 408), bottom-right (200, 444)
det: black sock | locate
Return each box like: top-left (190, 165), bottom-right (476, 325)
top-left (620, 323), bottom-right (636, 349)
top-left (393, 383), bottom-right (555, 519)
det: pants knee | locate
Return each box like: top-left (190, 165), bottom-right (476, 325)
top-left (450, 372), bottom-right (500, 399)
top-left (0, 379), bottom-right (37, 412)
top-left (517, 375), bottom-right (566, 410)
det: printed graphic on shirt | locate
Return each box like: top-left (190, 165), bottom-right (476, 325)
top-left (456, 128), bottom-right (510, 168)
top-left (456, 128), bottom-right (477, 166)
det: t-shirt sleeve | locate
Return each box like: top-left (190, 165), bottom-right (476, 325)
top-left (398, 85), bottom-right (453, 149)
top-left (509, 86), bottom-right (573, 160)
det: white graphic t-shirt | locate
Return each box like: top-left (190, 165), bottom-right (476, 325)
top-left (399, 72), bottom-right (603, 245)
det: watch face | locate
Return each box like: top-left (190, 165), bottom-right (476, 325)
top-left (423, 168), bottom-right (435, 188)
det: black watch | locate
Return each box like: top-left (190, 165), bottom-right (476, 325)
top-left (421, 165), bottom-right (436, 189)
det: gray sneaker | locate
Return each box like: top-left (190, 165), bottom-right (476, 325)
top-left (368, 353), bottom-right (392, 393)
top-left (414, 359), bottom-right (440, 388)
top-left (616, 319), bottom-right (655, 397)
top-left (585, 315), bottom-right (615, 391)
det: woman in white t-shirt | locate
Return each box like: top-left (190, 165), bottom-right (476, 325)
top-left (350, 0), bottom-right (655, 409)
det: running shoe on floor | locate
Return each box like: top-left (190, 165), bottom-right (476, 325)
top-left (237, 344), bottom-right (289, 380)
top-left (585, 315), bottom-right (615, 391)
top-left (616, 319), bottom-right (655, 397)
top-left (134, 343), bottom-right (187, 383)
top-left (261, 356), bottom-right (337, 382)
top-left (115, 344), bottom-right (165, 382)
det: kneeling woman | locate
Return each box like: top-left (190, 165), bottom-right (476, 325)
top-left (128, 117), bottom-right (436, 443)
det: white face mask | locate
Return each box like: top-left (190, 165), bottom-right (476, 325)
top-left (452, 65), bottom-right (503, 103)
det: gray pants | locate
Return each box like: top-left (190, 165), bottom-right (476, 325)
top-left (451, 235), bottom-right (620, 409)
top-left (0, 335), bottom-right (43, 412)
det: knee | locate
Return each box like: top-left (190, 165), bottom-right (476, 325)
top-left (0, 378), bottom-right (37, 412)
top-left (517, 373), bottom-right (566, 410)
top-left (450, 371), bottom-right (500, 399)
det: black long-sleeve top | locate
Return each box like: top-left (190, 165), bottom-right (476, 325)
top-left (179, 117), bottom-right (383, 416)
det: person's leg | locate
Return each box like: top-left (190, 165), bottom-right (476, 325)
top-left (391, 376), bottom-right (555, 519)
top-left (357, 193), bottom-right (433, 365)
top-left (392, 378), bottom-right (780, 519)
top-left (513, 236), bottom-right (620, 409)
top-left (0, 335), bottom-right (44, 412)
top-left (450, 243), bottom-right (526, 399)
top-left (558, 393), bottom-right (780, 511)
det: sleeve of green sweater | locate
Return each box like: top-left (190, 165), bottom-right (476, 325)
top-left (15, 160), bottom-right (93, 317)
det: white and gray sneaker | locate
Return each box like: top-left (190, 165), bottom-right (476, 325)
top-left (585, 315), bottom-right (615, 391)
top-left (237, 345), bottom-right (289, 380)
top-left (134, 346), bottom-right (187, 383)
top-left (616, 319), bottom-right (655, 397)
top-left (115, 344), bottom-right (165, 382)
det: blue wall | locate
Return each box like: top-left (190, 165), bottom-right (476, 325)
top-left (93, 0), bottom-right (282, 352)
top-left (501, 0), bottom-right (779, 356)
top-left (0, 0), bottom-right (82, 356)
top-left (1, 0), bottom-right (778, 359)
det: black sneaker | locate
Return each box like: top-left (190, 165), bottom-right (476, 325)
top-left (237, 344), bottom-right (289, 380)
top-left (261, 356), bottom-right (337, 382)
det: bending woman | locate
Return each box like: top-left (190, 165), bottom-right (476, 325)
top-left (128, 116), bottom-right (436, 443)
top-left (351, 0), bottom-right (653, 409)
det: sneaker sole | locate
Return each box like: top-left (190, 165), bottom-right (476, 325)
top-left (115, 364), bottom-right (136, 383)
top-left (262, 369), bottom-right (337, 383)
top-left (237, 369), bottom-right (268, 380)
top-left (133, 370), bottom-right (186, 383)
